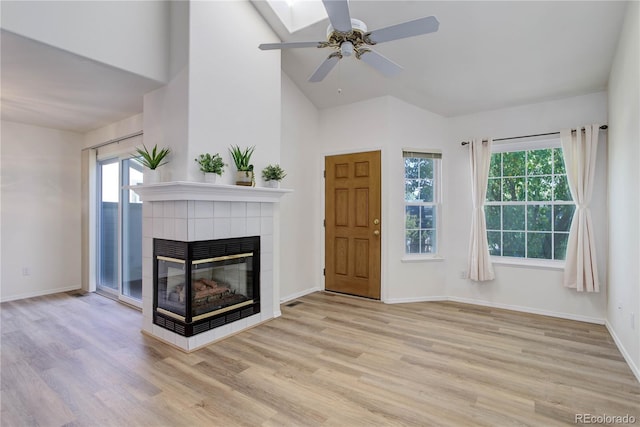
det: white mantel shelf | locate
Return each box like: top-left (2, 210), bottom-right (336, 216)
top-left (129, 181), bottom-right (292, 203)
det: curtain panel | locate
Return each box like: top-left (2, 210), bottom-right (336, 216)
top-left (467, 138), bottom-right (495, 282)
top-left (560, 124), bottom-right (600, 292)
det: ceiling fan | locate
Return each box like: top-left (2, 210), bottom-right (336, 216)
top-left (258, 0), bottom-right (439, 82)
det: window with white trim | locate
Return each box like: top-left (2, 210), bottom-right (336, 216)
top-left (404, 151), bottom-right (441, 255)
top-left (485, 140), bottom-right (574, 260)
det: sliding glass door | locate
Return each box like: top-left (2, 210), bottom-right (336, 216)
top-left (97, 156), bottom-right (143, 306)
top-left (121, 158), bottom-right (143, 300)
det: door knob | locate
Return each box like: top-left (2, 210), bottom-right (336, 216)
top-left (373, 230), bottom-right (380, 236)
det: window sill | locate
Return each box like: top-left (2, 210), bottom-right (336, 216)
top-left (401, 255), bottom-right (445, 263)
top-left (491, 256), bottom-right (565, 270)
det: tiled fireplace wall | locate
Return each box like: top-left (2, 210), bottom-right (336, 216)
top-left (141, 200), bottom-right (276, 351)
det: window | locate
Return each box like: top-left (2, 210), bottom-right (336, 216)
top-left (404, 151), bottom-right (441, 255)
top-left (485, 141), bottom-right (574, 260)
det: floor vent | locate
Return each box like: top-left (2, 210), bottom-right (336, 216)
top-left (69, 292), bottom-right (88, 298)
top-left (286, 301), bottom-right (303, 307)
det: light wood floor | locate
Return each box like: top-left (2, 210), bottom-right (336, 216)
top-left (2, 291), bottom-right (639, 426)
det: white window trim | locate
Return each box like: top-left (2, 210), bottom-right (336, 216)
top-left (488, 137), bottom-right (573, 264)
top-left (402, 149), bottom-right (442, 259)
top-left (491, 256), bottom-right (565, 270)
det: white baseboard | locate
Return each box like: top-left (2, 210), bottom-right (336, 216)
top-left (384, 294), bottom-right (605, 325)
top-left (280, 286), bottom-right (322, 304)
top-left (1, 285), bottom-right (81, 303)
top-left (384, 296), bottom-right (448, 304)
top-left (447, 296), bottom-right (606, 325)
top-left (605, 321), bottom-right (640, 383)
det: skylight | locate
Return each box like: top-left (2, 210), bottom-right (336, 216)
top-left (265, 0), bottom-right (327, 34)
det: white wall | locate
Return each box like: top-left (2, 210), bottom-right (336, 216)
top-left (607, 0), bottom-right (640, 379)
top-left (186, 0), bottom-right (281, 184)
top-left (314, 96), bottom-right (449, 302)
top-left (289, 91), bottom-right (609, 323)
top-left (447, 92), bottom-right (609, 322)
top-left (385, 97), bottom-right (449, 302)
top-left (279, 73), bottom-right (321, 301)
top-left (1, 121), bottom-right (82, 301)
top-left (83, 114), bottom-right (144, 149)
top-left (1, 1), bottom-right (169, 82)
top-left (143, 67), bottom-right (190, 183)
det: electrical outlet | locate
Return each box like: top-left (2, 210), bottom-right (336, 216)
top-left (460, 270), bottom-right (467, 279)
top-left (631, 313), bottom-right (636, 330)
top-left (22, 267), bottom-right (30, 276)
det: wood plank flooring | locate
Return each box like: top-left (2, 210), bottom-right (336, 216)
top-left (1, 291), bottom-right (639, 426)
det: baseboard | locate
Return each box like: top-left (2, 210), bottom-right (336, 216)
top-left (605, 321), bottom-right (640, 383)
top-left (384, 296), bottom-right (448, 304)
top-left (280, 286), bottom-right (322, 304)
top-left (1, 285), bottom-right (81, 303)
top-left (447, 296), bottom-right (606, 325)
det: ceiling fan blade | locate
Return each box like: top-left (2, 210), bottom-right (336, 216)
top-left (308, 53), bottom-right (342, 82)
top-left (357, 49), bottom-right (403, 77)
top-left (322, 0), bottom-right (352, 32)
top-left (367, 16), bottom-right (439, 45)
top-left (259, 41), bottom-right (325, 50)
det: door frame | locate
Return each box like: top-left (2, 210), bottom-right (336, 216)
top-left (321, 147), bottom-right (387, 301)
top-left (94, 145), bottom-right (144, 309)
top-left (93, 155), bottom-right (144, 309)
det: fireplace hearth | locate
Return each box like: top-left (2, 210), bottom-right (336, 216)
top-left (153, 236), bottom-right (260, 337)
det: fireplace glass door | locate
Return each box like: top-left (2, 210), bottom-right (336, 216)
top-left (191, 254), bottom-right (254, 319)
top-left (154, 237), bottom-right (260, 336)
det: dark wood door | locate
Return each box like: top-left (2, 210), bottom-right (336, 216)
top-left (325, 150), bottom-right (381, 299)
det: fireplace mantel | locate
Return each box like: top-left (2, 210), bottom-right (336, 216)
top-left (129, 181), bottom-right (292, 203)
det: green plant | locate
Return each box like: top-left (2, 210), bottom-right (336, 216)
top-left (229, 145), bottom-right (255, 172)
top-left (195, 153), bottom-right (226, 175)
top-left (262, 164), bottom-right (287, 181)
top-left (135, 144), bottom-right (170, 170)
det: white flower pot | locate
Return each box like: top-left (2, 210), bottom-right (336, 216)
top-left (145, 168), bottom-right (159, 184)
top-left (266, 180), bottom-right (280, 188)
top-left (204, 173), bottom-right (218, 184)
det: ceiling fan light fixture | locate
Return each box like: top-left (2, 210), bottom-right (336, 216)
top-left (340, 41), bottom-right (354, 57)
top-left (259, 0), bottom-right (439, 82)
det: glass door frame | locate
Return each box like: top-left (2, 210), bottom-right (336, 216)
top-left (96, 151), bottom-right (143, 309)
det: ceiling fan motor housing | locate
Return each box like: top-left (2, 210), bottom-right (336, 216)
top-left (326, 19), bottom-right (369, 56)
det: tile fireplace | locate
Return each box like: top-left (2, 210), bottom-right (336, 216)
top-left (131, 181), bottom-right (291, 351)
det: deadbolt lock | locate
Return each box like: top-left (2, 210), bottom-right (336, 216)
top-left (373, 219), bottom-right (380, 225)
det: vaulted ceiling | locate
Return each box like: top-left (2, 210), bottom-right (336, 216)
top-left (254, 0), bottom-right (628, 116)
top-left (0, 1), bottom-right (629, 133)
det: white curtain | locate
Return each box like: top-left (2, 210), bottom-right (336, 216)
top-left (560, 124), bottom-right (600, 292)
top-left (467, 138), bottom-right (495, 282)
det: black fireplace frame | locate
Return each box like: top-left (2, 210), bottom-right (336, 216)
top-left (153, 236), bottom-right (260, 337)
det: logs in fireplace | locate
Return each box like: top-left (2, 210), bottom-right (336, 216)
top-left (153, 236), bottom-right (260, 336)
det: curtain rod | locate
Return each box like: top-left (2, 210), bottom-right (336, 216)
top-left (460, 125), bottom-right (608, 146)
top-left (81, 130), bottom-right (143, 151)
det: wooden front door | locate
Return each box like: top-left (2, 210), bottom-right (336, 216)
top-left (325, 150), bottom-right (381, 299)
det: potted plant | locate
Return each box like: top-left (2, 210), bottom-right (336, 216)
top-left (135, 144), bottom-right (170, 183)
top-left (229, 145), bottom-right (255, 186)
top-left (261, 164), bottom-right (287, 188)
top-left (195, 153), bottom-right (226, 183)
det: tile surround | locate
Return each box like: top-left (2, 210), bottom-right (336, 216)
top-left (133, 183), bottom-right (290, 352)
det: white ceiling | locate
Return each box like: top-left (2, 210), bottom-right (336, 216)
top-left (0, 1), bottom-right (628, 134)
top-left (253, 0), bottom-right (628, 116)
top-left (1, 30), bottom-right (163, 133)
